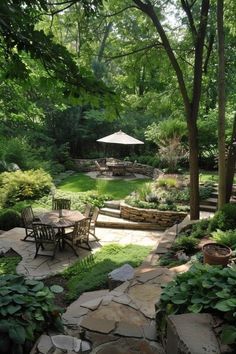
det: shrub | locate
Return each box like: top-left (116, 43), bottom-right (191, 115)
top-left (208, 203), bottom-right (236, 231)
top-left (157, 264), bottom-right (236, 344)
top-left (172, 236), bottom-right (198, 254)
top-left (0, 209), bottom-right (21, 230)
top-left (156, 177), bottom-right (178, 188)
top-left (190, 219), bottom-right (210, 239)
top-left (0, 169), bottom-right (52, 207)
top-left (35, 190), bottom-right (109, 212)
top-left (211, 229), bottom-right (236, 249)
top-left (0, 275), bottom-right (63, 353)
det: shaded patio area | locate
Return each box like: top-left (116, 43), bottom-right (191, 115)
top-left (0, 227), bottom-right (163, 279)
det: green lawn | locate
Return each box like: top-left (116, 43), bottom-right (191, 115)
top-left (58, 173), bottom-right (150, 200)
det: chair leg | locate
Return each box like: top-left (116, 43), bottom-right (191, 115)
top-left (34, 243), bottom-right (40, 258)
top-left (21, 228), bottom-right (35, 242)
top-left (89, 230), bottom-right (100, 241)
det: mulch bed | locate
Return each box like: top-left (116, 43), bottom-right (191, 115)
top-left (42, 275), bottom-right (70, 308)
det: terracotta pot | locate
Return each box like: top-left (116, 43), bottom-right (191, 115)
top-left (202, 242), bottom-right (232, 266)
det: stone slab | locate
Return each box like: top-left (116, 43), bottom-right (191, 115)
top-left (166, 313), bottom-right (221, 354)
top-left (114, 321), bottom-right (144, 338)
top-left (80, 317), bottom-right (115, 334)
top-left (93, 337), bottom-right (164, 354)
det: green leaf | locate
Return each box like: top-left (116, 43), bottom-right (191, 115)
top-left (214, 300), bottom-right (235, 312)
top-left (13, 295), bottom-right (25, 304)
top-left (9, 325), bottom-right (26, 344)
top-left (6, 304), bottom-right (21, 315)
top-left (50, 285), bottom-right (64, 294)
top-left (0, 296), bottom-right (11, 306)
top-left (187, 303), bottom-right (203, 313)
top-left (0, 319), bottom-right (11, 332)
top-left (31, 282), bottom-right (44, 292)
top-left (221, 326), bottom-right (236, 345)
top-left (216, 288), bottom-right (230, 299)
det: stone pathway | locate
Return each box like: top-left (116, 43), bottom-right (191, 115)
top-left (35, 265), bottom-right (177, 353)
top-left (0, 227), bottom-right (163, 279)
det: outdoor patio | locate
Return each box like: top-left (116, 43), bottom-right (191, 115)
top-left (0, 227), bottom-right (163, 279)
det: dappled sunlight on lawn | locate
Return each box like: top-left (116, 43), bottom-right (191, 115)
top-left (58, 173), bottom-right (150, 199)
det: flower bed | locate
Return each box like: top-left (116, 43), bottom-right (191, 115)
top-left (120, 202), bottom-right (187, 229)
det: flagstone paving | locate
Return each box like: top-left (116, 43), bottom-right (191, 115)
top-left (0, 226), bottom-right (163, 279)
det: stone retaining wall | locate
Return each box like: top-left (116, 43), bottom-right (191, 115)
top-left (120, 203), bottom-right (188, 229)
top-left (73, 158), bottom-right (162, 178)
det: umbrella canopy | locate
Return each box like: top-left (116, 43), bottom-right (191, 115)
top-left (97, 130), bottom-right (144, 145)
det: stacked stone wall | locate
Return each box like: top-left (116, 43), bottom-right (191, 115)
top-left (120, 203), bottom-right (187, 229)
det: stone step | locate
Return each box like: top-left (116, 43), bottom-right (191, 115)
top-left (96, 214), bottom-right (163, 231)
top-left (104, 200), bottom-right (121, 210)
top-left (100, 207), bottom-right (121, 218)
top-left (199, 204), bottom-right (217, 212)
top-left (200, 197), bottom-right (218, 206)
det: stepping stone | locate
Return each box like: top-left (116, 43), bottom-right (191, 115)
top-left (136, 268), bottom-right (165, 283)
top-left (85, 301), bottom-right (149, 327)
top-left (80, 297), bottom-right (103, 311)
top-left (51, 335), bottom-right (81, 352)
top-left (93, 338), bottom-right (164, 354)
top-left (37, 334), bottom-right (53, 354)
top-left (80, 317), bottom-right (116, 334)
top-left (114, 321), bottom-right (144, 338)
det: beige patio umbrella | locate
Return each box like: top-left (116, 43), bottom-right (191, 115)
top-left (97, 130), bottom-right (144, 145)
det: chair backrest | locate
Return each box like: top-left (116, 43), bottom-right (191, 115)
top-left (32, 223), bottom-right (56, 243)
top-left (91, 207), bottom-right (99, 223)
top-left (52, 198), bottom-right (71, 210)
top-left (21, 206), bottom-right (34, 227)
top-left (72, 218), bottom-right (91, 243)
top-left (95, 160), bottom-right (102, 171)
top-left (84, 204), bottom-right (92, 218)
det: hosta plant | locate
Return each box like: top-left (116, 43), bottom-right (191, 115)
top-left (0, 274), bottom-right (63, 354)
top-left (157, 263), bottom-right (236, 346)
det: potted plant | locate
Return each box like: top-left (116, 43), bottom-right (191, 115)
top-left (202, 242), bottom-right (232, 266)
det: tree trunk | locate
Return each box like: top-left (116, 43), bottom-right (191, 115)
top-left (133, 0), bottom-right (210, 219)
top-left (226, 113), bottom-right (236, 202)
top-left (217, 0), bottom-right (226, 209)
top-left (187, 115), bottom-right (200, 219)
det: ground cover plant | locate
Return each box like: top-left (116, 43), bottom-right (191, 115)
top-left (126, 176), bottom-right (214, 212)
top-left (0, 256), bottom-right (21, 275)
top-left (157, 263), bottom-right (236, 347)
top-left (0, 274), bottom-right (63, 354)
top-left (58, 172), bottom-right (150, 200)
top-left (63, 243), bottom-right (151, 300)
top-left (158, 219), bottom-right (210, 268)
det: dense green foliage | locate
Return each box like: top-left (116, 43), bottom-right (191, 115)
top-left (158, 264), bottom-right (236, 345)
top-left (0, 210), bottom-right (21, 231)
top-left (0, 257), bottom-right (21, 275)
top-left (0, 169), bottom-right (52, 207)
top-left (126, 178), bottom-right (213, 212)
top-left (63, 244), bottom-right (151, 300)
top-left (211, 229), bottom-right (236, 249)
top-left (0, 274), bottom-right (63, 353)
top-left (209, 203), bottom-right (236, 231)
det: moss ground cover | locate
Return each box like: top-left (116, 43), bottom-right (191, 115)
top-left (63, 243), bottom-right (151, 300)
top-left (58, 173), bottom-right (150, 200)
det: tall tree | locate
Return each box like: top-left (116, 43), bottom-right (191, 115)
top-left (132, 0), bottom-right (210, 219)
top-left (217, 0), bottom-right (226, 208)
